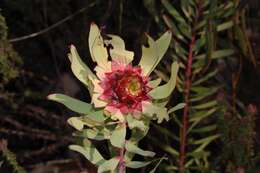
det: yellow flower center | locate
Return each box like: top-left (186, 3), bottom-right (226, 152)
top-left (126, 77), bottom-right (142, 96)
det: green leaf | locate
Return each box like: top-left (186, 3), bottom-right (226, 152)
top-left (162, 15), bottom-right (186, 42)
top-left (69, 139), bottom-right (105, 166)
top-left (149, 157), bottom-right (168, 173)
top-left (195, 49), bottom-right (234, 60)
top-left (189, 108), bottom-right (217, 122)
top-left (110, 123), bottom-right (126, 148)
top-left (149, 62), bottom-right (179, 99)
top-left (142, 102), bottom-right (169, 123)
top-left (139, 31), bottom-right (172, 76)
top-left (161, 0), bottom-right (186, 24)
top-left (191, 135), bottom-right (220, 153)
top-left (48, 94), bottom-right (92, 114)
top-left (126, 161), bottom-right (152, 169)
top-left (126, 115), bottom-right (146, 131)
top-left (217, 21), bottom-right (233, 31)
top-left (97, 157), bottom-right (120, 173)
top-left (192, 125), bottom-right (217, 133)
top-left (192, 70), bottom-right (218, 86)
top-left (105, 34), bottom-right (125, 49)
top-left (67, 117), bottom-right (85, 130)
top-left (190, 86), bottom-right (220, 102)
top-left (148, 78), bottom-right (162, 88)
top-left (152, 123), bottom-right (179, 141)
top-left (68, 45), bottom-right (96, 91)
top-left (125, 141), bottom-right (155, 157)
top-left (81, 128), bottom-right (110, 140)
top-left (192, 100), bottom-right (218, 110)
top-left (88, 23), bottom-right (108, 67)
top-left (168, 103), bottom-right (186, 114)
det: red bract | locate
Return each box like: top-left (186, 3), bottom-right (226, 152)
top-left (99, 61), bottom-right (151, 115)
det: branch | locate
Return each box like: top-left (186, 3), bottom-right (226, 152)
top-left (9, 2), bottom-right (96, 43)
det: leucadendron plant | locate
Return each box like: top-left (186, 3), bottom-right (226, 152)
top-left (48, 23), bottom-right (179, 173)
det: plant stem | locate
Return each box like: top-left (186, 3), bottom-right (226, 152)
top-left (118, 122), bottom-right (126, 173)
top-left (118, 147), bottom-right (126, 173)
top-left (179, 35), bottom-right (196, 173)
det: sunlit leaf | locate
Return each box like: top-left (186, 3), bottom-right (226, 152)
top-left (139, 31), bottom-right (172, 76)
top-left (48, 94), bottom-right (92, 114)
top-left (149, 62), bottom-right (179, 99)
top-left (97, 157), bottom-right (120, 173)
top-left (110, 123), bottom-right (126, 148)
top-left (68, 45), bottom-right (96, 93)
top-left (142, 101), bottom-right (169, 123)
top-left (168, 103), bottom-right (186, 114)
top-left (88, 23), bottom-right (108, 67)
top-left (125, 141), bottom-right (155, 157)
top-left (126, 161), bottom-right (152, 169)
top-left (69, 139), bottom-right (105, 166)
top-left (126, 115), bottom-right (146, 131)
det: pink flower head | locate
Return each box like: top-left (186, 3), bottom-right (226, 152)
top-left (96, 61), bottom-right (152, 119)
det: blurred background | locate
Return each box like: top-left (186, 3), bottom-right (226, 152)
top-left (0, 0), bottom-right (259, 172)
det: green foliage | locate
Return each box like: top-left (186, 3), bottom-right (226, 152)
top-left (144, 0), bottom-right (240, 172)
top-left (0, 140), bottom-right (27, 173)
top-left (0, 14), bottom-right (22, 86)
top-left (218, 106), bottom-right (256, 172)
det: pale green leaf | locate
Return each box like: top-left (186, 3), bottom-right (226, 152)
top-left (48, 94), bottom-right (92, 114)
top-left (149, 62), bottom-right (179, 99)
top-left (110, 123), bottom-right (126, 148)
top-left (67, 117), bottom-right (85, 131)
top-left (142, 102), bottom-right (169, 123)
top-left (126, 115), bottom-right (146, 131)
top-left (68, 45), bottom-right (96, 90)
top-left (126, 161), bottom-right (152, 169)
top-left (148, 78), bottom-right (162, 88)
top-left (97, 157), bottom-right (120, 173)
top-left (88, 23), bottom-right (108, 67)
top-left (105, 34), bottom-right (125, 49)
top-left (139, 31), bottom-right (172, 76)
top-left (69, 139), bottom-right (105, 166)
top-left (125, 141), bottom-right (155, 157)
top-left (110, 48), bottom-right (134, 65)
top-left (81, 128), bottom-right (110, 140)
top-left (168, 103), bottom-right (186, 114)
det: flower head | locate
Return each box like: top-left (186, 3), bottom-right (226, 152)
top-left (93, 61), bottom-right (152, 119)
top-left (48, 23), bottom-right (179, 123)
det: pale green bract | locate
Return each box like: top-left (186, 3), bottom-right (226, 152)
top-left (48, 22), bottom-right (179, 172)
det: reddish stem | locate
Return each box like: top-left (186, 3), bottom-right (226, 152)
top-left (179, 35), bottom-right (196, 173)
top-left (118, 147), bottom-right (125, 173)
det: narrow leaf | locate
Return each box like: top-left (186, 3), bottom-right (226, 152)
top-left (48, 94), bottom-right (92, 114)
top-left (126, 161), bottom-right (152, 169)
top-left (125, 141), bottom-right (155, 157)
